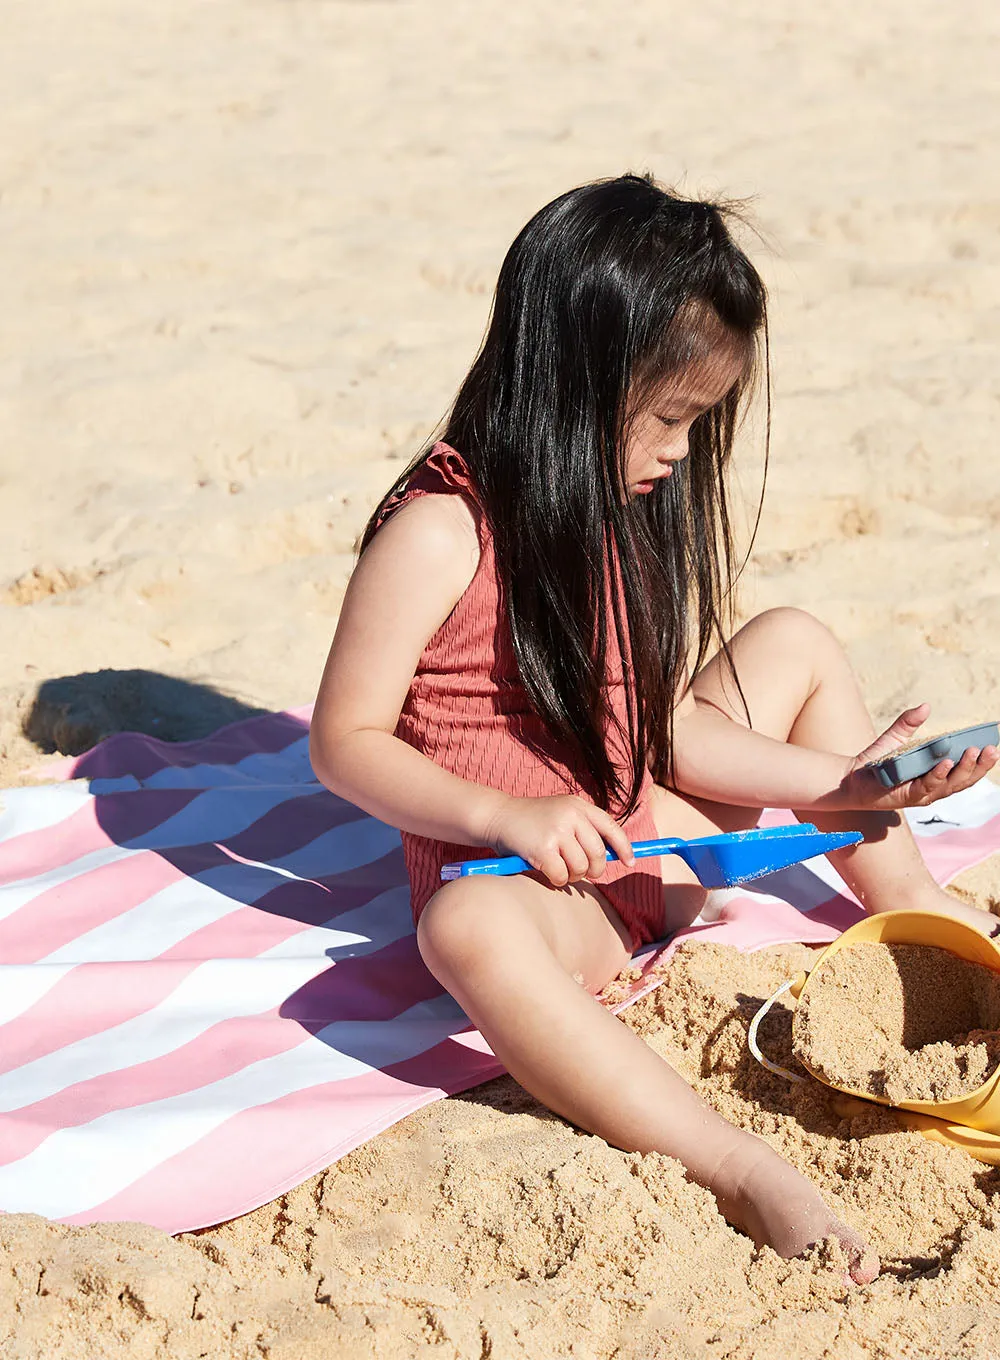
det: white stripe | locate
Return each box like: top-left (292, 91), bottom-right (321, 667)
top-left (0, 938), bottom-right (343, 1114)
top-left (0, 964), bottom-right (76, 1027)
top-left (0, 993), bottom-right (465, 1219)
top-left (0, 782), bottom-right (94, 844)
top-left (123, 784), bottom-right (313, 850)
top-left (318, 886), bottom-right (414, 955)
top-left (0, 892), bottom-right (413, 1110)
top-left (0, 795), bottom-right (396, 923)
top-left (0, 844), bottom-right (142, 922)
top-left (43, 874), bottom-right (412, 970)
top-left (0, 866), bottom-right (412, 1036)
top-left (41, 865), bottom-right (286, 966)
top-left (905, 780), bottom-right (1000, 836)
top-left (274, 818), bottom-right (401, 877)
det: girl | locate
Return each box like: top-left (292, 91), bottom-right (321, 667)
top-left (310, 173), bottom-right (999, 1285)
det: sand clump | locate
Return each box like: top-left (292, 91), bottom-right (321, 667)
top-left (793, 942), bottom-right (1000, 1104)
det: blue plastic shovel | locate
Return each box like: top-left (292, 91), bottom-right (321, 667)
top-left (440, 822), bottom-right (862, 888)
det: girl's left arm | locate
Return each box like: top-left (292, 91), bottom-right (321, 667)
top-left (668, 689), bottom-right (853, 810)
top-left (667, 681), bottom-right (997, 813)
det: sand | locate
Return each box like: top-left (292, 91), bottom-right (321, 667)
top-left (794, 942), bottom-right (1000, 1103)
top-left (8, 937), bottom-right (1000, 1358)
top-left (4, 0), bottom-right (1000, 1355)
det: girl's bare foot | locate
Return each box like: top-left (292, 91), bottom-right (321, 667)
top-left (709, 1136), bottom-right (879, 1285)
top-left (883, 885), bottom-right (1000, 940)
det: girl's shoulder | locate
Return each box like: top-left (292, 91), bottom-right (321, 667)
top-left (375, 441), bottom-right (486, 545)
top-left (416, 441), bottom-right (479, 495)
top-left (383, 440), bottom-right (478, 501)
top-left (364, 444), bottom-right (487, 644)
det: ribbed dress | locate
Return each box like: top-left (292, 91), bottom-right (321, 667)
top-left (372, 441), bottom-right (666, 952)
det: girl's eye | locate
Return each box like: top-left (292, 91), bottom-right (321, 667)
top-left (657, 416), bottom-right (680, 428)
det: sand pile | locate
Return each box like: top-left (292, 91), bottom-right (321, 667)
top-left (5, 927), bottom-right (1000, 1358)
top-left (793, 942), bottom-right (1000, 1103)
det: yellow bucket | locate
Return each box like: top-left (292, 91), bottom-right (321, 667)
top-left (755, 909), bottom-right (1000, 1165)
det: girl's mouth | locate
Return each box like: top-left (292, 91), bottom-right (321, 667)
top-left (633, 465), bottom-right (673, 493)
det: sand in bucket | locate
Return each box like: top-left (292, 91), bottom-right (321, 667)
top-left (792, 942), bottom-right (1000, 1104)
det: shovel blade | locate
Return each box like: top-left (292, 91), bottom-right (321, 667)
top-left (676, 827), bottom-right (862, 888)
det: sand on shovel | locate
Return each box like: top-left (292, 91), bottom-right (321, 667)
top-left (792, 941), bottom-right (1000, 1104)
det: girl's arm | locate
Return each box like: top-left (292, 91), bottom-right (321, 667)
top-left (669, 665), bottom-right (997, 815)
top-left (669, 687), bottom-right (853, 810)
top-left (310, 492), bottom-right (506, 845)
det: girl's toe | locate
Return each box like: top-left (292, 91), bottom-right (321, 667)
top-left (837, 1226), bottom-right (880, 1286)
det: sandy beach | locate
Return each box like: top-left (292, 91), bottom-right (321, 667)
top-left (2, 1), bottom-right (1000, 1354)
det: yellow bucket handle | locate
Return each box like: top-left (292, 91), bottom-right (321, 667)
top-left (747, 978), bottom-right (806, 1084)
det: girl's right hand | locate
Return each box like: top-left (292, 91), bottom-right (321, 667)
top-left (481, 794), bottom-right (636, 888)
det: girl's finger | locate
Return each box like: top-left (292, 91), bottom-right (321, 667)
top-left (587, 807), bottom-right (636, 867)
top-left (574, 821), bottom-right (613, 881)
top-left (912, 759), bottom-right (953, 803)
top-left (559, 835), bottom-right (592, 884)
top-left (543, 858), bottom-right (571, 888)
top-left (537, 841), bottom-right (572, 887)
top-left (856, 703), bottom-right (930, 767)
top-left (950, 747), bottom-right (981, 785)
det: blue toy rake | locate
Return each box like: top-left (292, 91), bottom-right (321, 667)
top-left (440, 823), bottom-right (862, 888)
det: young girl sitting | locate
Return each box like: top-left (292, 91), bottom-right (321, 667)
top-left (309, 173), bottom-right (999, 1285)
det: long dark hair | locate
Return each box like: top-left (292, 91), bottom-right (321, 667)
top-left (359, 172), bottom-right (769, 821)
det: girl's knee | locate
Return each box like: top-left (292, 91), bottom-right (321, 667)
top-left (749, 606), bottom-right (841, 656)
top-left (416, 878), bottom-right (517, 972)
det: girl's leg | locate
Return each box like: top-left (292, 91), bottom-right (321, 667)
top-left (417, 871), bottom-right (878, 1282)
top-left (689, 607), bottom-right (996, 932)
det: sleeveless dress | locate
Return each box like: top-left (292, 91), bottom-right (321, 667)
top-left (372, 441), bottom-right (666, 952)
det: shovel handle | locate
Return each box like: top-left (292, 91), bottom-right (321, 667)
top-left (440, 824), bottom-right (822, 880)
top-left (440, 837), bottom-right (686, 880)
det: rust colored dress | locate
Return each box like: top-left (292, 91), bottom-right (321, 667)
top-left (372, 441), bottom-right (666, 952)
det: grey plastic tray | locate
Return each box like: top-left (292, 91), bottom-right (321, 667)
top-left (872, 721), bottom-right (1000, 788)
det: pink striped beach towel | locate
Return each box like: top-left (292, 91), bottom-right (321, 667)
top-left (0, 705), bottom-right (998, 1235)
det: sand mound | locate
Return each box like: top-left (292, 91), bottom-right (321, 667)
top-left (793, 942), bottom-right (1000, 1103)
top-left (4, 932), bottom-right (1000, 1358)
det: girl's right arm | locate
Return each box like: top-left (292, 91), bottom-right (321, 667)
top-left (309, 492), bottom-right (636, 885)
top-left (309, 492), bottom-right (505, 847)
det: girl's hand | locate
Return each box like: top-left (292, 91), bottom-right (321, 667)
top-left (840, 704), bottom-right (1000, 811)
top-left (481, 794), bottom-right (636, 888)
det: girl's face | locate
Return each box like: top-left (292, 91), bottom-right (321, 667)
top-left (623, 347), bottom-right (746, 499)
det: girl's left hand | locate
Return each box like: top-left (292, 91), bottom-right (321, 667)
top-left (840, 704), bottom-right (1000, 811)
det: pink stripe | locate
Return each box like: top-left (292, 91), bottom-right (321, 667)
top-left (280, 935), bottom-right (441, 1029)
top-left (0, 907), bottom-right (315, 1078)
top-left (0, 956), bottom-right (456, 1172)
top-left (0, 809), bottom-right (375, 963)
top-left (0, 851), bottom-right (185, 963)
top-left (0, 1008), bottom-right (307, 1169)
top-left (0, 802), bottom-right (113, 886)
top-left (688, 894), bottom-right (842, 952)
top-left (64, 1048), bottom-right (497, 1234)
top-left (0, 960), bottom-right (206, 1079)
top-left (0, 926), bottom-right (427, 1085)
top-left (921, 816), bottom-right (1000, 883)
top-left (0, 787), bottom-right (212, 887)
